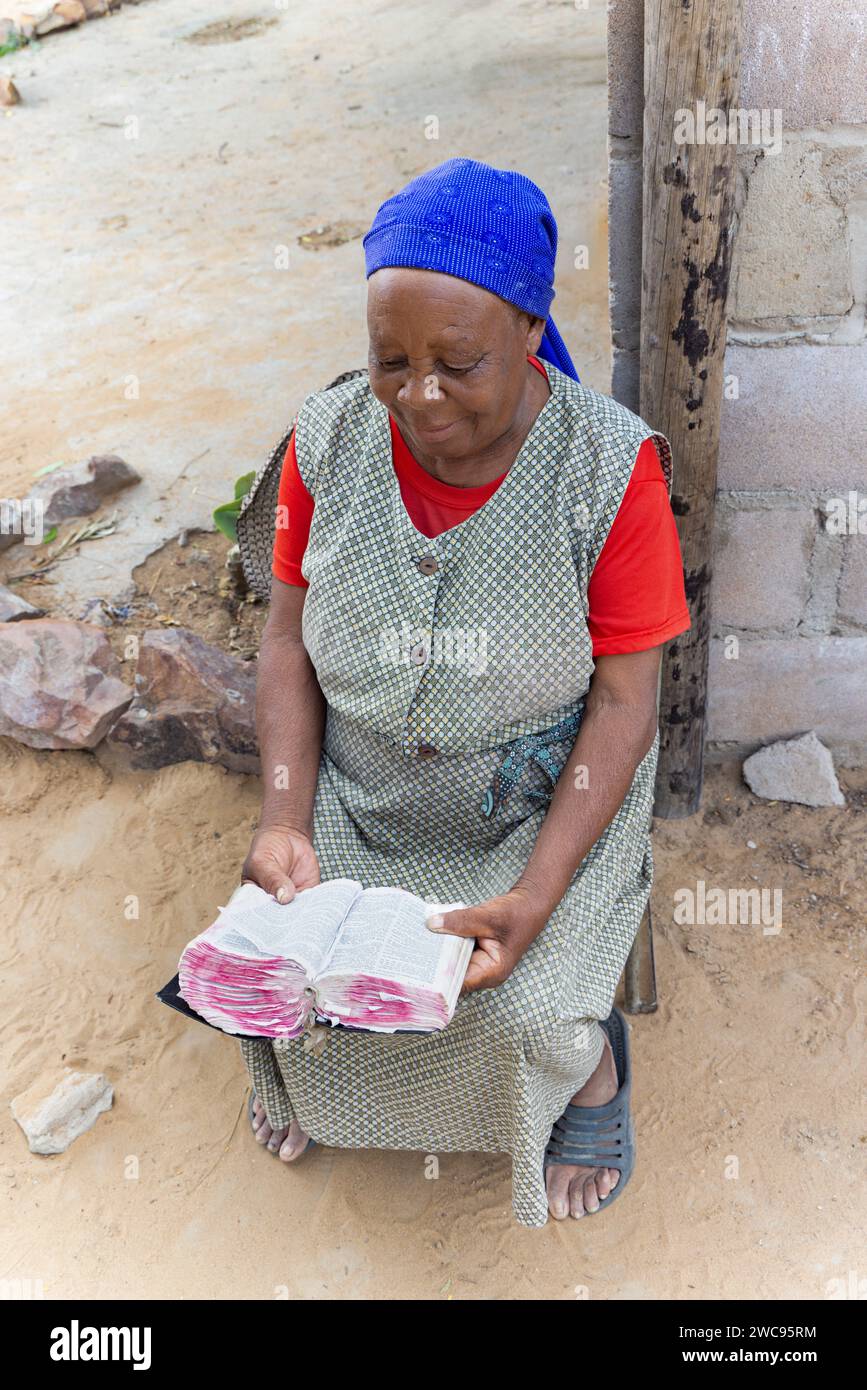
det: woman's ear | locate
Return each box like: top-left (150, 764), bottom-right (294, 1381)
top-left (525, 315), bottom-right (545, 356)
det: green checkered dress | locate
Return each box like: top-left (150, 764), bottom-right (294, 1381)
top-left (239, 365), bottom-right (672, 1226)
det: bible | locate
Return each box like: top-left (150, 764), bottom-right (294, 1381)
top-left (177, 879), bottom-right (471, 1038)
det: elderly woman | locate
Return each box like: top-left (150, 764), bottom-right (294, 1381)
top-left (238, 158), bottom-right (690, 1227)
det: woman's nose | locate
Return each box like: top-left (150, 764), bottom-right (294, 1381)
top-left (397, 371), bottom-right (445, 408)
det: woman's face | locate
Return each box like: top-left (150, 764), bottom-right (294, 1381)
top-left (367, 267), bottom-right (544, 461)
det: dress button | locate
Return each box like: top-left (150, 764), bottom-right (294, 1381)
top-left (416, 743), bottom-right (438, 758)
top-left (409, 641), bottom-right (428, 667)
top-left (417, 555), bottom-right (439, 575)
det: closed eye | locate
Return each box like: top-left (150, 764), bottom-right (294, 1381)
top-left (439, 358), bottom-right (483, 375)
top-left (372, 356), bottom-right (484, 374)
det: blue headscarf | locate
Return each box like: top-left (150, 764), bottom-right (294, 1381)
top-left (362, 158), bottom-right (579, 382)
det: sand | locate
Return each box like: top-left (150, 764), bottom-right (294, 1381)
top-left (1, 741), bottom-right (864, 1299)
top-left (1, 0), bottom-right (864, 1301)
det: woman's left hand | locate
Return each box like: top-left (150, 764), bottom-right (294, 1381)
top-left (426, 887), bottom-right (549, 994)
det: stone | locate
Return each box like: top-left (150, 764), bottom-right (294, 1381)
top-left (742, 731), bottom-right (845, 807)
top-left (224, 542), bottom-right (248, 594)
top-left (0, 619), bottom-right (133, 749)
top-left (30, 453), bottom-right (140, 527)
top-left (0, 584), bottom-right (45, 622)
top-left (11, 1069), bottom-right (113, 1155)
top-left (0, 454), bottom-right (140, 555)
top-left (107, 627), bottom-right (258, 774)
top-left (0, 76), bottom-right (20, 107)
top-left (719, 345), bottom-right (867, 493)
top-left (33, 1), bottom-right (86, 36)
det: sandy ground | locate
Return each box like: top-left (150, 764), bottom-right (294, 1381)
top-left (1, 742), bottom-right (864, 1300)
top-left (1, 1), bottom-right (865, 1301)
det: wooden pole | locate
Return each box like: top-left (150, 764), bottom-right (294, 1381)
top-left (641, 0), bottom-right (743, 818)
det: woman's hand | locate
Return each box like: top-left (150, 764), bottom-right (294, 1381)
top-left (426, 887), bottom-right (549, 994)
top-left (241, 825), bottom-right (321, 904)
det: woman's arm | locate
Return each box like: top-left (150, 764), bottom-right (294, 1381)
top-left (256, 579), bottom-right (324, 835)
top-left (513, 646), bottom-right (661, 913)
top-left (427, 647), bottom-right (663, 992)
top-left (240, 578), bottom-right (325, 901)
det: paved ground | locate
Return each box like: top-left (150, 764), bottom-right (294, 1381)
top-left (0, 0), bottom-right (610, 609)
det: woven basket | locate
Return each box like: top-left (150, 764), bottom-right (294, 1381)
top-left (236, 368), bottom-right (367, 600)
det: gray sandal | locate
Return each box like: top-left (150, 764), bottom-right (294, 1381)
top-left (248, 1090), bottom-right (316, 1159)
top-left (544, 1006), bottom-right (635, 1212)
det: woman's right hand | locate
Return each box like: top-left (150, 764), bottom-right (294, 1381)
top-left (241, 825), bottom-right (321, 904)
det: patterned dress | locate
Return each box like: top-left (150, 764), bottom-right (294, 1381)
top-left (240, 364), bottom-right (672, 1227)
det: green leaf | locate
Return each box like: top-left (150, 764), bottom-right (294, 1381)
top-left (32, 460), bottom-right (68, 479)
top-left (212, 499), bottom-right (241, 542)
top-left (212, 472), bottom-right (256, 542)
top-left (40, 526), bottom-right (58, 545)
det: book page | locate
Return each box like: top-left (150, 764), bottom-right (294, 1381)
top-left (205, 879), bottom-right (362, 978)
top-left (318, 886), bottom-right (466, 989)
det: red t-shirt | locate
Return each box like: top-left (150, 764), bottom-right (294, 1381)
top-left (272, 359), bottom-right (691, 656)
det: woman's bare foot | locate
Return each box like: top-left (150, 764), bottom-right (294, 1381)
top-left (546, 1034), bottom-right (621, 1220)
top-left (249, 1094), bottom-right (311, 1163)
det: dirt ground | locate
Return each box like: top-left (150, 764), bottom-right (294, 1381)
top-left (1, 1), bottom-right (864, 1301)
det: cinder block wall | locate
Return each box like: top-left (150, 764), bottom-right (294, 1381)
top-left (607, 0), bottom-right (867, 766)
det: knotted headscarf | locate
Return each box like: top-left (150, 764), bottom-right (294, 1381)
top-left (362, 157), bottom-right (579, 381)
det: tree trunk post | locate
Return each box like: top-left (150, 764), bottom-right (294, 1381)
top-left (641, 0), bottom-right (744, 818)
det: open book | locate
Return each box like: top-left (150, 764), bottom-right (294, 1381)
top-left (177, 879), bottom-right (471, 1039)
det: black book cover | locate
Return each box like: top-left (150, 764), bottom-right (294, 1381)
top-left (156, 973), bottom-right (260, 1041)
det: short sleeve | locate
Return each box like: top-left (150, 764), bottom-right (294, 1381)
top-left (271, 429), bottom-right (313, 588)
top-left (587, 437), bottom-right (691, 656)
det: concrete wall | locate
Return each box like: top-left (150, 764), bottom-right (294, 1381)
top-left (607, 0), bottom-right (867, 766)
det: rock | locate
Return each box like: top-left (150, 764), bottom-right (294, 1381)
top-left (0, 501), bottom-right (24, 555)
top-left (33, 1), bottom-right (87, 37)
top-left (225, 541), bottom-right (248, 594)
top-left (107, 626), bottom-right (258, 773)
top-left (0, 77), bottom-right (20, 107)
top-left (11, 1069), bottom-right (113, 1155)
top-left (742, 731), bottom-right (845, 808)
top-left (0, 584), bottom-right (45, 622)
top-left (13, 0), bottom-right (115, 37)
top-left (0, 454), bottom-right (140, 554)
top-left (0, 619), bottom-right (133, 749)
top-left (30, 453), bottom-right (140, 527)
